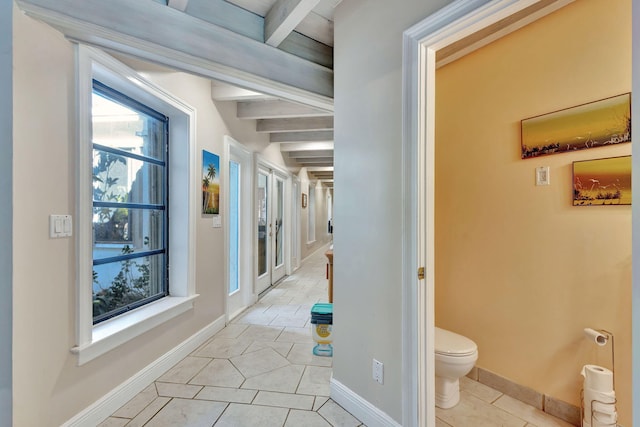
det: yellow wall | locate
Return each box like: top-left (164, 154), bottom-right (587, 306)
top-left (435, 0), bottom-right (631, 424)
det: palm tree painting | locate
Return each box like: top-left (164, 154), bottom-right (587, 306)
top-left (202, 150), bottom-right (220, 214)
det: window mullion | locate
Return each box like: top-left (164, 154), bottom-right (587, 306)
top-left (91, 80), bottom-right (169, 325)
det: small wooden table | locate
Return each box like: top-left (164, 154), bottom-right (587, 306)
top-left (325, 249), bottom-right (333, 303)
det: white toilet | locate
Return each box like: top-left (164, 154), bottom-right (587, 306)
top-left (434, 327), bottom-right (478, 409)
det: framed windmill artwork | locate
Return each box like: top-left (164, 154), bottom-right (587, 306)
top-left (573, 156), bottom-right (631, 206)
top-left (202, 150), bottom-right (220, 214)
top-left (521, 93), bottom-right (631, 159)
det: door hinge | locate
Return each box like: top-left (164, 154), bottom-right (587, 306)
top-left (417, 267), bottom-right (425, 280)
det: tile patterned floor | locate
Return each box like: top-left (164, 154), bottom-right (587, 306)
top-left (100, 245), bottom-right (364, 427)
top-left (436, 377), bottom-right (576, 427)
top-left (101, 244), bottom-right (575, 427)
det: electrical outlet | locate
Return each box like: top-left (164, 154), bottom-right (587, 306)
top-left (372, 359), bottom-right (384, 384)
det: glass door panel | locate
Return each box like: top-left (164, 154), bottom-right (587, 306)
top-left (256, 170), bottom-right (272, 295)
top-left (229, 160), bottom-right (240, 295)
top-left (275, 177), bottom-right (284, 268)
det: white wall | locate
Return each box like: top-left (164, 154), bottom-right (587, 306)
top-left (332, 0), bottom-right (453, 422)
top-left (11, 10), bottom-right (272, 426)
top-left (1, 2), bottom-right (12, 426)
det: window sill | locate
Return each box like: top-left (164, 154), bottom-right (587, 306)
top-left (71, 295), bottom-right (199, 366)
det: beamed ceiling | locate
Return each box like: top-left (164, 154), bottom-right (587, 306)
top-left (15, 0), bottom-right (565, 188)
top-left (188, 0), bottom-right (338, 184)
top-left (16, 0), bottom-right (338, 184)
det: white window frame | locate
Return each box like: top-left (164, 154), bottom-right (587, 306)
top-left (72, 45), bottom-right (198, 365)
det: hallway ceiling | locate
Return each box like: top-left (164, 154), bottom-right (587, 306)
top-left (17, 0), bottom-right (337, 185)
top-left (173, 0), bottom-right (338, 185)
top-left (211, 81), bottom-right (334, 185)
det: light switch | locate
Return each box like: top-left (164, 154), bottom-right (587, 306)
top-left (63, 216), bottom-right (72, 233)
top-left (50, 214), bottom-right (72, 238)
top-left (536, 166), bottom-right (550, 186)
top-left (212, 215), bottom-right (222, 228)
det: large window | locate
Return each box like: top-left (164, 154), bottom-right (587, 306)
top-left (91, 81), bottom-right (169, 324)
top-left (74, 46), bottom-right (196, 365)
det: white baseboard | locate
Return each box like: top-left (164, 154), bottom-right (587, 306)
top-left (62, 315), bottom-right (226, 427)
top-left (330, 378), bottom-right (402, 427)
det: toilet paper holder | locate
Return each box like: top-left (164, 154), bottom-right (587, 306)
top-left (583, 328), bottom-right (615, 389)
top-left (580, 389), bottom-right (617, 427)
top-left (581, 329), bottom-right (616, 427)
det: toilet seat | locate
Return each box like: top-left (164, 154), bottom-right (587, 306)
top-left (435, 327), bottom-right (477, 357)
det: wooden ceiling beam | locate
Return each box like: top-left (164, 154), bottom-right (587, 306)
top-left (270, 130), bottom-right (333, 143)
top-left (265, 0), bottom-right (321, 47)
top-left (167, 0), bottom-right (189, 12)
top-left (257, 116), bottom-right (333, 132)
top-left (279, 141), bottom-right (334, 151)
top-left (306, 166), bottom-right (333, 172)
top-left (237, 99), bottom-right (329, 119)
top-left (16, 0), bottom-right (334, 106)
top-left (279, 31), bottom-right (332, 68)
top-left (290, 158), bottom-right (334, 165)
top-left (226, 0), bottom-right (334, 46)
top-left (187, 0), bottom-right (332, 68)
top-left (294, 11), bottom-right (333, 47)
top-left (286, 149), bottom-right (333, 158)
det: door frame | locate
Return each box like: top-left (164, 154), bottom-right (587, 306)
top-left (291, 176), bottom-right (302, 272)
top-left (224, 135), bottom-right (255, 321)
top-left (254, 155), bottom-right (292, 293)
top-left (270, 170), bottom-right (288, 283)
top-left (401, 1), bottom-right (575, 425)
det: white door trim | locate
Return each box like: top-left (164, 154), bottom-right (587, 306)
top-left (224, 135), bottom-right (255, 321)
top-left (291, 176), bottom-right (302, 272)
top-left (401, 1), bottom-right (574, 425)
top-left (271, 173), bottom-right (288, 283)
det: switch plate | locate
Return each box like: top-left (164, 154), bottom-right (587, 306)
top-left (212, 215), bottom-right (222, 228)
top-left (536, 166), bottom-right (550, 186)
top-left (50, 215), bottom-right (72, 238)
top-left (373, 359), bottom-right (384, 384)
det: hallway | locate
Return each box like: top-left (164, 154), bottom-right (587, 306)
top-left (95, 242), bottom-right (576, 427)
top-left (99, 245), bottom-right (364, 426)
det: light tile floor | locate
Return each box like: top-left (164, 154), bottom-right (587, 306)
top-left (100, 245), bottom-right (364, 427)
top-left (101, 244), bottom-right (575, 427)
top-left (436, 377), bottom-right (576, 427)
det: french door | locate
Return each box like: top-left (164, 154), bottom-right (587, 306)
top-left (256, 166), bottom-right (287, 295)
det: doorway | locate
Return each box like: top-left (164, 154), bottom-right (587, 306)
top-left (401, 1), bottom-right (576, 425)
top-left (256, 163), bottom-right (289, 295)
top-left (225, 136), bottom-right (254, 320)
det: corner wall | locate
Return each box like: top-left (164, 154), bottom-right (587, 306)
top-left (332, 0), bottom-right (455, 422)
top-left (434, 0), bottom-right (631, 424)
top-left (1, 2), bottom-right (12, 426)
